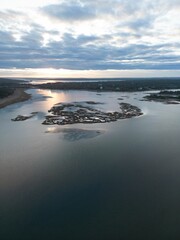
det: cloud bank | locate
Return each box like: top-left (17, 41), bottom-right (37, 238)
top-left (0, 0), bottom-right (179, 77)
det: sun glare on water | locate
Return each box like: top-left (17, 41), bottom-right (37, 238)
top-left (37, 89), bottom-right (69, 110)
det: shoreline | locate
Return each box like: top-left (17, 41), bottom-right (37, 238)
top-left (0, 88), bottom-right (31, 109)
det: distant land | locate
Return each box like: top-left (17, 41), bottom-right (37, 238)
top-left (1, 77), bottom-right (180, 92)
top-left (1, 77), bottom-right (180, 82)
top-left (1, 77), bottom-right (180, 109)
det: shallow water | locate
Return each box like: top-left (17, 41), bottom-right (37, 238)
top-left (0, 89), bottom-right (180, 240)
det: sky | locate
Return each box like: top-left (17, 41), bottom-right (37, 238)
top-left (0, 0), bottom-right (180, 78)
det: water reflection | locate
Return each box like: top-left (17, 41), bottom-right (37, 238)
top-left (1, 89), bottom-right (180, 240)
top-left (36, 89), bottom-right (69, 110)
top-left (30, 80), bottom-right (58, 85)
top-left (45, 127), bottom-right (104, 141)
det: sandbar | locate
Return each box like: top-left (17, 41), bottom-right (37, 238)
top-left (0, 88), bottom-right (31, 109)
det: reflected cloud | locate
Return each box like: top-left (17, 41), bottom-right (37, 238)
top-left (45, 127), bottom-right (104, 142)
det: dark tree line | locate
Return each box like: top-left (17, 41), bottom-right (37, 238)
top-left (0, 87), bottom-right (14, 99)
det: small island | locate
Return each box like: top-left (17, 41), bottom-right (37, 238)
top-left (144, 90), bottom-right (180, 104)
top-left (11, 112), bottom-right (38, 121)
top-left (42, 101), bottom-right (143, 125)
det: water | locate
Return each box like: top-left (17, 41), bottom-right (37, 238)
top-left (0, 89), bottom-right (180, 240)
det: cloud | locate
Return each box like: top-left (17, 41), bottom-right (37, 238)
top-left (0, 26), bottom-right (179, 71)
top-left (0, 0), bottom-right (179, 74)
top-left (0, 30), bottom-right (14, 43)
top-left (41, 2), bottom-right (97, 22)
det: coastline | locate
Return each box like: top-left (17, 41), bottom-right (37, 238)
top-left (0, 88), bottom-right (31, 109)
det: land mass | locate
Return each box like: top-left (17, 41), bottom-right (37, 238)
top-left (0, 88), bottom-right (31, 109)
top-left (144, 90), bottom-right (180, 104)
top-left (42, 101), bottom-right (143, 125)
top-left (11, 112), bottom-right (38, 121)
top-left (1, 77), bottom-right (180, 109)
top-left (32, 78), bottom-right (180, 92)
top-left (2, 78), bottom-right (180, 93)
top-left (0, 87), bottom-right (15, 99)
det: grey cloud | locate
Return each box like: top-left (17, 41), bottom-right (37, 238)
top-left (0, 27), bottom-right (179, 71)
top-left (0, 9), bottom-right (26, 20)
top-left (41, 2), bottom-right (97, 22)
top-left (0, 1), bottom-right (179, 71)
top-left (0, 31), bottom-right (14, 43)
top-left (127, 16), bottom-right (154, 31)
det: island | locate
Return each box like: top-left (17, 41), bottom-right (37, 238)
top-left (42, 101), bottom-right (143, 125)
top-left (11, 112), bottom-right (38, 121)
top-left (144, 90), bottom-right (180, 104)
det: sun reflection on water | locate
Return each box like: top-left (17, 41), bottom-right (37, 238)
top-left (37, 89), bottom-right (69, 110)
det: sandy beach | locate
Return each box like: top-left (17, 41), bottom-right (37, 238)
top-left (0, 88), bottom-right (31, 109)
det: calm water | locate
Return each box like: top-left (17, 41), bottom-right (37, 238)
top-left (0, 89), bottom-right (180, 240)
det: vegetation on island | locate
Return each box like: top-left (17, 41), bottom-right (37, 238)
top-left (144, 90), bottom-right (180, 104)
top-left (42, 101), bottom-right (143, 125)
